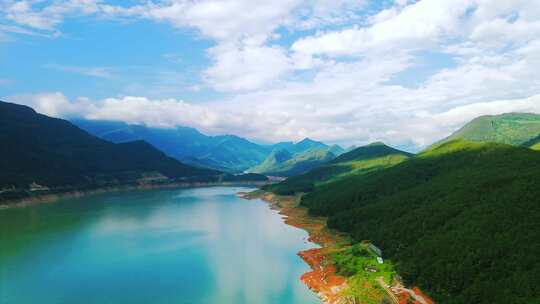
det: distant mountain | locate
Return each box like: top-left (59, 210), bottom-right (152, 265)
top-left (248, 139), bottom-right (344, 176)
top-left (72, 119), bottom-right (271, 172)
top-left (264, 142), bottom-right (412, 194)
top-left (0, 101), bottom-right (267, 202)
top-left (290, 138), bottom-right (329, 153)
top-left (293, 140), bottom-right (540, 304)
top-left (437, 113), bottom-right (540, 147)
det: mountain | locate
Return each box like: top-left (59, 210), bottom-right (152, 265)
top-left (250, 149), bottom-right (293, 173)
top-left (290, 138), bottom-right (329, 153)
top-left (295, 140), bottom-right (540, 304)
top-left (0, 101), bottom-right (263, 202)
top-left (72, 119), bottom-right (272, 172)
top-left (249, 140), bottom-right (342, 176)
top-left (264, 142), bottom-right (412, 194)
top-left (437, 112), bottom-right (540, 147)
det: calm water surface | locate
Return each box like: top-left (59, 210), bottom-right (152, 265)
top-left (0, 187), bottom-right (319, 304)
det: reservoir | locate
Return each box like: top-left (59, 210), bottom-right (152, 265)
top-left (0, 187), bottom-right (319, 304)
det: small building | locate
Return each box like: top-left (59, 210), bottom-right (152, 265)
top-left (364, 266), bottom-right (379, 273)
top-left (369, 243), bottom-right (383, 257)
top-left (377, 257), bottom-right (384, 264)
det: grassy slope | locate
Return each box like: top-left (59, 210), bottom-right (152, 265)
top-left (523, 134), bottom-right (540, 150)
top-left (438, 112), bottom-right (540, 147)
top-left (250, 147), bottom-right (336, 177)
top-left (264, 142), bottom-right (412, 194)
top-left (300, 140), bottom-right (540, 304)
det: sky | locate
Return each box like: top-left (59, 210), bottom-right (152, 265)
top-left (1, 0), bottom-right (540, 150)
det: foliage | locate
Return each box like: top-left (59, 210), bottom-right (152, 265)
top-left (523, 134), bottom-right (540, 150)
top-left (0, 101), bottom-right (221, 195)
top-left (301, 140), bottom-right (540, 304)
top-left (249, 145), bottom-right (338, 177)
top-left (264, 142), bottom-right (411, 195)
top-left (331, 243), bottom-right (395, 304)
top-left (436, 112), bottom-right (540, 147)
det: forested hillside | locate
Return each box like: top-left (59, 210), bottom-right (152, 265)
top-left (264, 142), bottom-right (411, 194)
top-left (0, 101), bottom-right (221, 194)
top-left (438, 113), bottom-right (540, 147)
top-left (299, 140), bottom-right (540, 304)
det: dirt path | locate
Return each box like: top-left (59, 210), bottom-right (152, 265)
top-left (376, 277), bottom-right (399, 304)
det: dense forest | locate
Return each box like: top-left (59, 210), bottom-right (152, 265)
top-left (264, 142), bottom-right (411, 195)
top-left (0, 101), bottom-right (266, 202)
top-left (298, 140), bottom-right (540, 304)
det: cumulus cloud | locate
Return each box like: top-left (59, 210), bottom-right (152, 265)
top-left (203, 44), bottom-right (292, 92)
top-left (10, 87), bottom-right (540, 150)
top-left (292, 0), bottom-right (475, 56)
top-left (3, 0), bottom-right (540, 150)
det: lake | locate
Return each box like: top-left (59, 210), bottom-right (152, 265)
top-left (0, 187), bottom-right (320, 304)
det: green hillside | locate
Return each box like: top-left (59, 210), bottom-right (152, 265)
top-left (438, 112), bottom-right (540, 146)
top-left (299, 140), bottom-right (540, 304)
top-left (523, 134), bottom-right (540, 150)
top-left (248, 138), bottom-right (344, 177)
top-left (264, 142), bottom-right (412, 194)
top-left (249, 146), bottom-right (336, 177)
top-left (0, 101), bottom-right (265, 202)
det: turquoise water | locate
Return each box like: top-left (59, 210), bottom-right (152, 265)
top-left (0, 187), bottom-right (320, 304)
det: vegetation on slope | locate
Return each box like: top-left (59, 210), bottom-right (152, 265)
top-left (250, 146), bottom-right (337, 177)
top-left (264, 142), bottom-right (411, 195)
top-left (437, 112), bottom-right (540, 147)
top-left (0, 101), bottom-right (267, 202)
top-left (299, 140), bottom-right (540, 304)
top-left (523, 134), bottom-right (540, 150)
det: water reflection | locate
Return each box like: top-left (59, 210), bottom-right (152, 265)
top-left (0, 187), bottom-right (319, 304)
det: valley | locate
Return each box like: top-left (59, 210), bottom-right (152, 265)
top-left (1, 101), bottom-right (540, 304)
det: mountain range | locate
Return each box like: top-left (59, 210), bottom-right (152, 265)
top-left (0, 101), bottom-right (267, 202)
top-left (72, 119), bottom-right (344, 174)
top-left (264, 141), bottom-right (412, 195)
top-left (264, 113), bottom-right (540, 304)
top-left (2, 99), bottom-right (540, 303)
top-left (248, 139), bottom-right (344, 176)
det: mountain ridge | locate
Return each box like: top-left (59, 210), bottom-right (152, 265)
top-left (435, 112), bottom-right (540, 148)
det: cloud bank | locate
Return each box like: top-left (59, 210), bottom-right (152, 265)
top-left (3, 0), bottom-right (540, 149)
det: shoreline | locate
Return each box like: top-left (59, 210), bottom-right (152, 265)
top-left (0, 181), bottom-right (269, 210)
top-left (241, 190), bottom-right (435, 304)
top-left (240, 191), bottom-right (350, 304)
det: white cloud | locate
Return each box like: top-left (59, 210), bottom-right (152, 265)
top-left (9, 89), bottom-right (540, 150)
top-left (292, 0), bottom-right (476, 56)
top-left (1, 0), bottom-right (102, 32)
top-left (10, 92), bottom-right (79, 118)
top-left (44, 64), bottom-right (114, 78)
top-left (3, 0), bottom-right (540, 149)
top-left (203, 44), bottom-right (292, 92)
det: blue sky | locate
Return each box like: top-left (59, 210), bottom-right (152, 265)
top-left (1, 0), bottom-right (540, 149)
